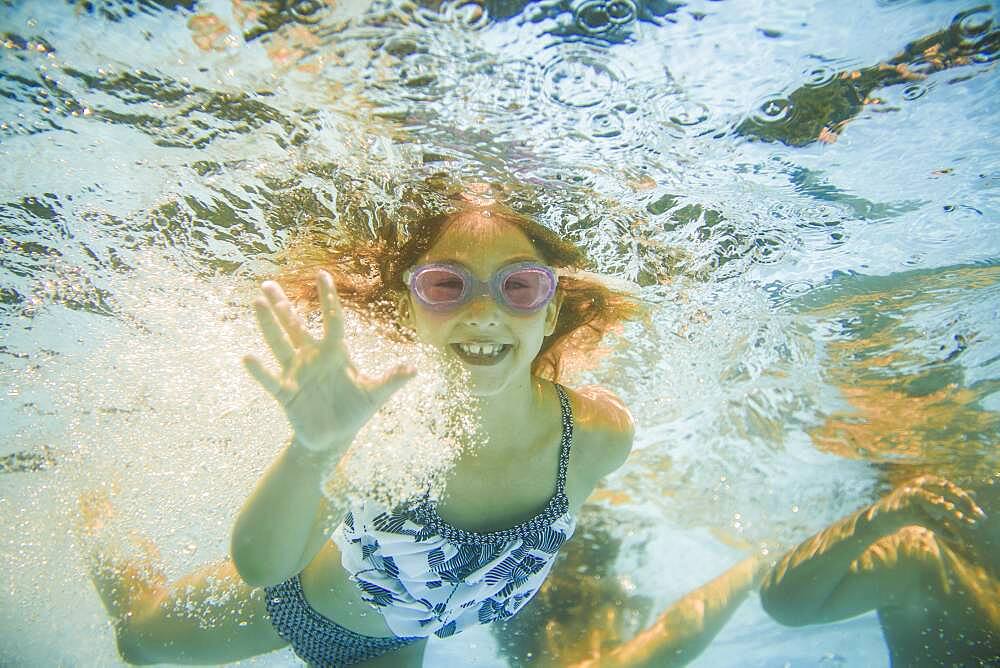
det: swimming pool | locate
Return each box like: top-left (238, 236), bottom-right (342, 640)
top-left (1, 0), bottom-right (997, 665)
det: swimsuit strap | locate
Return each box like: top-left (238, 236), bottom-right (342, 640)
top-left (552, 382), bottom-right (575, 498)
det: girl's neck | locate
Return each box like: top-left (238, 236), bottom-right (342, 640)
top-left (469, 374), bottom-right (551, 453)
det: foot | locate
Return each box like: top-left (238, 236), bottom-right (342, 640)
top-left (77, 488), bottom-right (165, 625)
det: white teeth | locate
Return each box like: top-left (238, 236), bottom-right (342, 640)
top-left (457, 343), bottom-right (504, 356)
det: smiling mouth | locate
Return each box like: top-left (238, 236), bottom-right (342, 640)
top-left (450, 343), bottom-right (513, 366)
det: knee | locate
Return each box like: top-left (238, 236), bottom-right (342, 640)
top-left (116, 637), bottom-right (151, 665)
top-left (114, 616), bottom-right (158, 666)
top-left (116, 633), bottom-right (150, 665)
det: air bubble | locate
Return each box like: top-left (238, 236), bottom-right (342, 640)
top-left (803, 65), bottom-right (836, 88)
top-left (288, 0), bottom-right (325, 23)
top-left (607, 0), bottom-right (634, 22)
top-left (443, 0), bottom-right (489, 29)
top-left (542, 52), bottom-right (620, 108)
top-left (668, 100), bottom-right (709, 127)
top-left (751, 232), bottom-right (786, 265)
top-left (777, 281), bottom-right (813, 301)
top-left (573, 0), bottom-right (636, 34)
top-left (589, 111), bottom-right (624, 138)
top-left (750, 95), bottom-right (793, 124)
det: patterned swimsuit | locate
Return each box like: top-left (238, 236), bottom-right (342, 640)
top-left (265, 383), bottom-right (577, 667)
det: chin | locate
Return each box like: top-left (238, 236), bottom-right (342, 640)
top-left (463, 373), bottom-right (514, 398)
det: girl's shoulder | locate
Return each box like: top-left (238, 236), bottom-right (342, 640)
top-left (560, 383), bottom-right (634, 479)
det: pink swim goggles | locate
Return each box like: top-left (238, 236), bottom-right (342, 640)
top-left (403, 261), bottom-right (558, 314)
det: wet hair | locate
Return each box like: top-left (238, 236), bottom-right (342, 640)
top-left (280, 185), bottom-right (646, 383)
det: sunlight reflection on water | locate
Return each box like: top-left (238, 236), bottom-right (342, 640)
top-left (1, 0), bottom-right (997, 665)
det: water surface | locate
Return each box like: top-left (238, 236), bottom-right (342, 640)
top-left (1, 0), bottom-right (998, 665)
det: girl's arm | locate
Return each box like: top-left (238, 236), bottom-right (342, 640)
top-left (575, 385), bottom-right (635, 477)
top-left (230, 440), bottom-right (342, 587)
top-left (230, 272), bottom-right (415, 587)
top-left (759, 475), bottom-right (985, 626)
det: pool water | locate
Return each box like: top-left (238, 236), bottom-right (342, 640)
top-left (1, 0), bottom-right (997, 665)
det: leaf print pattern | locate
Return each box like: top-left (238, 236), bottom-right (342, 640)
top-left (361, 539), bottom-right (379, 561)
top-left (478, 598), bottom-right (509, 624)
top-left (371, 510), bottom-right (409, 534)
top-left (378, 554), bottom-right (399, 579)
top-left (427, 547), bottom-right (446, 570)
top-left (435, 620), bottom-right (457, 638)
top-left (522, 526), bottom-right (567, 554)
top-left (429, 543), bottom-right (504, 581)
top-left (413, 523), bottom-right (439, 543)
top-left (357, 579), bottom-right (397, 608)
top-left (484, 553), bottom-right (547, 587)
top-left (327, 383), bottom-right (579, 639)
top-left (477, 594), bottom-right (532, 625)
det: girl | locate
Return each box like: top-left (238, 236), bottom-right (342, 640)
top-left (85, 186), bottom-right (644, 666)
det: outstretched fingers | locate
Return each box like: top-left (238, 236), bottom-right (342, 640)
top-left (253, 293), bottom-right (295, 367)
top-left (318, 270), bottom-right (345, 346)
top-left (243, 354), bottom-right (283, 399)
top-left (262, 281), bottom-right (313, 348)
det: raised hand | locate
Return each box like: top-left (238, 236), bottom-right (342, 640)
top-left (242, 270), bottom-right (416, 454)
top-left (864, 475), bottom-right (987, 537)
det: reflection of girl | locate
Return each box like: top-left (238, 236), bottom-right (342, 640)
top-left (83, 185), bottom-right (645, 666)
top-left (761, 475), bottom-right (999, 666)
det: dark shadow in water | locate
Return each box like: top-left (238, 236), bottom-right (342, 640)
top-left (60, 0), bottom-right (686, 43)
top-left (68, 0), bottom-right (198, 23)
top-left (492, 505), bottom-right (766, 667)
top-left (795, 262), bottom-right (1000, 481)
top-left (0, 446), bottom-right (56, 473)
top-left (491, 506), bottom-right (655, 666)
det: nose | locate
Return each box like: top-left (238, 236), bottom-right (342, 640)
top-left (460, 293), bottom-right (502, 328)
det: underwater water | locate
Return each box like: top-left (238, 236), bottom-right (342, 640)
top-left (0, 0), bottom-right (998, 665)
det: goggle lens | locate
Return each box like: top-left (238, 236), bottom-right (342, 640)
top-left (408, 263), bottom-right (556, 312)
top-left (501, 268), bottom-right (551, 310)
top-left (416, 268), bottom-right (467, 304)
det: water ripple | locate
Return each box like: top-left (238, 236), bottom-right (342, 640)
top-left (748, 94), bottom-right (794, 125)
top-left (542, 49), bottom-right (622, 108)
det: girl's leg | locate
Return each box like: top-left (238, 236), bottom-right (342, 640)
top-left (81, 492), bottom-right (288, 665)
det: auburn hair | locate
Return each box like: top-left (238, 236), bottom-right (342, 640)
top-left (279, 189), bottom-right (646, 383)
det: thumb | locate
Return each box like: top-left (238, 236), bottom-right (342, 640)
top-left (364, 364), bottom-right (418, 408)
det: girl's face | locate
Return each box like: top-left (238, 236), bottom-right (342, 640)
top-left (403, 213), bottom-right (561, 396)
